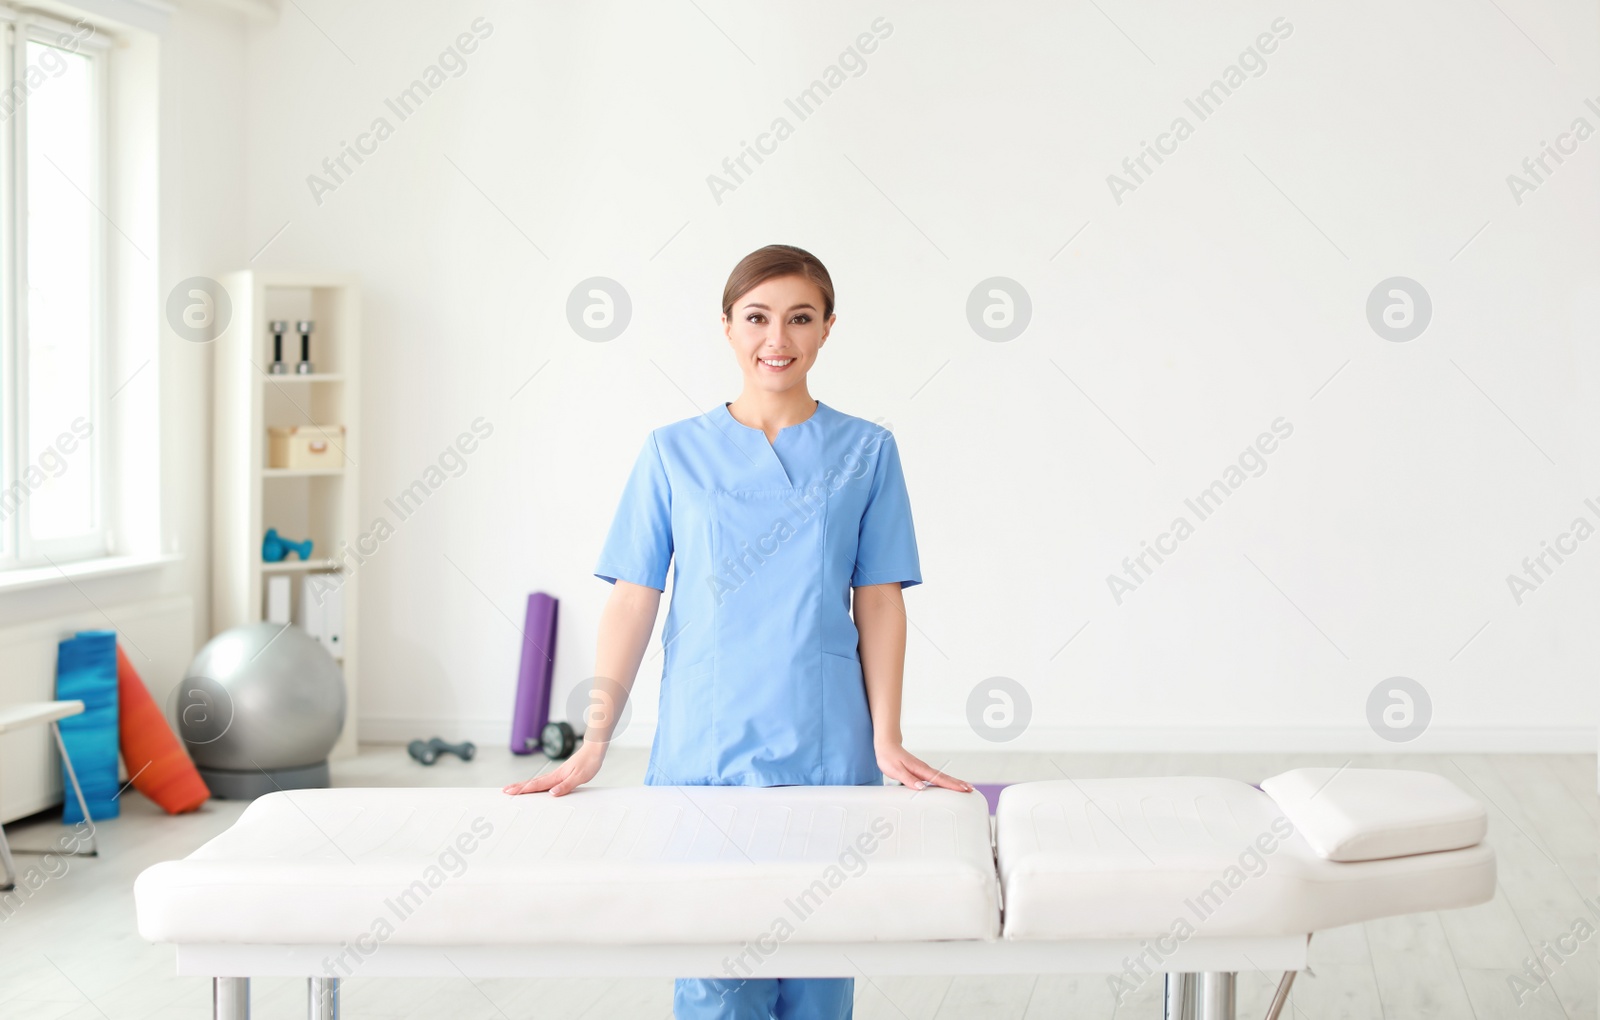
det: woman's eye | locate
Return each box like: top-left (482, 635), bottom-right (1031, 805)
top-left (747, 314), bottom-right (765, 323)
top-left (791, 315), bottom-right (811, 324)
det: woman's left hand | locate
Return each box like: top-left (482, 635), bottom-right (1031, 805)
top-left (874, 741), bottom-right (974, 792)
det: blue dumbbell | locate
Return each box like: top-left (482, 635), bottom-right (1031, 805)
top-left (262, 527), bottom-right (314, 562)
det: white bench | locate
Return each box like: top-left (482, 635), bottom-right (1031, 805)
top-left (134, 767), bottom-right (1494, 1020)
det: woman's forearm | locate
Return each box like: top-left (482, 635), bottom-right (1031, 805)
top-left (586, 579), bottom-right (661, 745)
top-left (854, 581), bottom-right (908, 747)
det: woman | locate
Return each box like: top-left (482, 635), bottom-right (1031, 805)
top-left (504, 244), bottom-right (973, 1019)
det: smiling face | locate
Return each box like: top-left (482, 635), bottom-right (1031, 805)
top-left (723, 274), bottom-right (835, 396)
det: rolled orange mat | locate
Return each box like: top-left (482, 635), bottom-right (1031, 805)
top-left (116, 643), bottom-right (210, 813)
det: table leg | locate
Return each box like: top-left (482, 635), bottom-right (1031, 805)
top-left (1196, 971), bottom-right (1236, 1020)
top-left (214, 977), bottom-right (249, 1020)
top-left (49, 721), bottom-right (98, 855)
top-left (1264, 970), bottom-right (1298, 1020)
top-left (308, 976), bottom-right (339, 1019)
top-left (1164, 972), bottom-right (1197, 1020)
top-left (0, 821), bottom-right (17, 890)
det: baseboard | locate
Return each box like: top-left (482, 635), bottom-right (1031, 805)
top-left (901, 724), bottom-right (1598, 754)
top-left (358, 716), bottom-right (1597, 755)
top-left (359, 717), bottom-right (541, 750)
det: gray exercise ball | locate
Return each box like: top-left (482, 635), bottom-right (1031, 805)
top-left (176, 622), bottom-right (346, 799)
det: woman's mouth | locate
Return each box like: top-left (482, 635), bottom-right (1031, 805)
top-left (758, 357), bottom-right (794, 373)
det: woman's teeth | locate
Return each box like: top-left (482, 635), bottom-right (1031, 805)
top-left (760, 358), bottom-right (793, 370)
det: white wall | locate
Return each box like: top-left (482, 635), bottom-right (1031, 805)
top-left (220, 0), bottom-right (1597, 752)
top-left (0, 0), bottom-right (246, 711)
top-left (158, 0), bottom-right (250, 630)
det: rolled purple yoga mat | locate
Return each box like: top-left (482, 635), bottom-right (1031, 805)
top-left (972, 783), bottom-right (1011, 815)
top-left (510, 592), bottom-right (559, 755)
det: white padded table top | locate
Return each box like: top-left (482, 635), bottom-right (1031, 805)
top-left (134, 785), bottom-right (999, 946)
top-left (996, 777), bottom-right (1496, 940)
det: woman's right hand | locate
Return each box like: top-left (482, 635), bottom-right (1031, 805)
top-left (502, 741), bottom-right (605, 797)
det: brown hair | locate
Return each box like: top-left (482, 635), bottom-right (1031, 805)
top-left (721, 244), bottom-right (836, 322)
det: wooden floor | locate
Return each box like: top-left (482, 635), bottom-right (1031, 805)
top-left (0, 747), bottom-right (1593, 1019)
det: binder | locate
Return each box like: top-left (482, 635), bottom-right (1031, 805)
top-left (320, 581), bottom-right (344, 659)
top-left (266, 575), bottom-right (291, 624)
top-left (297, 575), bottom-right (325, 640)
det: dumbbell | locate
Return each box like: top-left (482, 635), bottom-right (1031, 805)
top-left (540, 721), bottom-right (578, 760)
top-left (407, 737), bottom-right (477, 765)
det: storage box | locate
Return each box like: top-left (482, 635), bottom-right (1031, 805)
top-left (267, 425), bottom-right (345, 469)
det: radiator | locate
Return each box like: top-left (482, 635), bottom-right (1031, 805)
top-left (0, 595), bottom-right (194, 824)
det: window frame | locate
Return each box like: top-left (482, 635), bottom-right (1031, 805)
top-left (1, 9), bottom-right (115, 571)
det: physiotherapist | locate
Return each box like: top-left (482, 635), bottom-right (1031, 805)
top-left (504, 243), bottom-right (973, 1019)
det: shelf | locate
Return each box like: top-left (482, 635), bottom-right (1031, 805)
top-left (261, 372), bottom-right (344, 383)
top-left (217, 268), bottom-right (360, 764)
top-left (261, 558), bottom-right (342, 574)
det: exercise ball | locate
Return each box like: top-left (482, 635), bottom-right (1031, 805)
top-left (176, 622), bottom-right (346, 799)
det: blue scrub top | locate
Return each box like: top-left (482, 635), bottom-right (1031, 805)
top-left (594, 399), bottom-right (922, 787)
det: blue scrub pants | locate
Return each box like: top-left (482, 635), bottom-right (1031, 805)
top-left (673, 975), bottom-right (852, 1019)
top-left (665, 779), bottom-right (880, 1019)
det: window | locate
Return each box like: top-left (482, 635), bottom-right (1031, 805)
top-left (0, 12), bottom-right (110, 570)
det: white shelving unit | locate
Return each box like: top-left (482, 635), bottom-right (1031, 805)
top-left (212, 271), bottom-right (361, 761)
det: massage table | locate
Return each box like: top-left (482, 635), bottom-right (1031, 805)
top-left (133, 767), bottom-right (1494, 1020)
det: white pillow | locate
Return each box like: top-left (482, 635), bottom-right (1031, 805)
top-left (1260, 767), bottom-right (1487, 862)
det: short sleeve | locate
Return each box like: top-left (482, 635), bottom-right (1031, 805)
top-left (851, 430), bottom-right (922, 589)
top-left (594, 432), bottom-right (673, 590)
